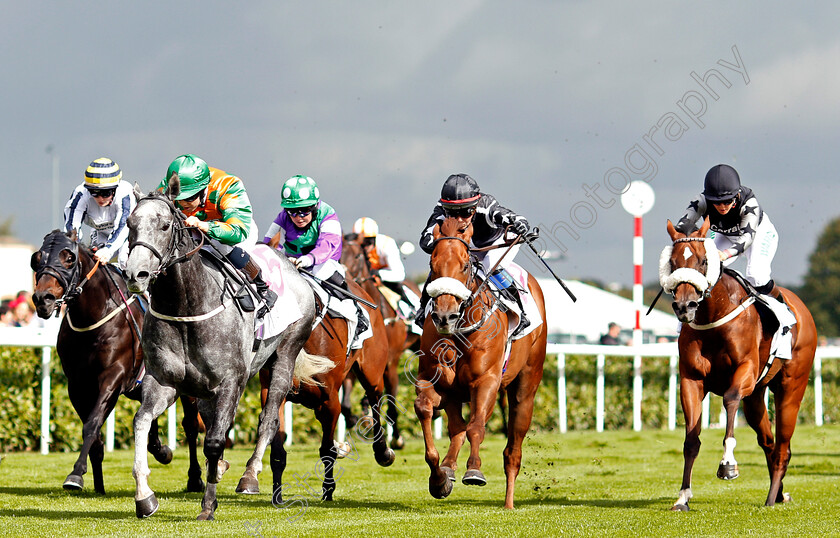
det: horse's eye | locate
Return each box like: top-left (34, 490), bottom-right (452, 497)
top-left (162, 221), bottom-right (171, 231)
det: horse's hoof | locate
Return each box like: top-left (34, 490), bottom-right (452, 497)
top-left (390, 435), bottom-right (405, 450)
top-left (716, 463), bottom-right (739, 480)
top-left (187, 476), bottom-right (205, 493)
top-left (440, 466), bottom-right (456, 483)
top-left (235, 476), bottom-right (260, 495)
top-left (196, 510), bottom-right (215, 521)
top-left (135, 494), bottom-right (159, 519)
top-left (462, 469), bottom-right (487, 486)
top-left (334, 440), bottom-right (352, 459)
top-left (63, 474), bottom-right (83, 491)
top-left (375, 448), bottom-right (395, 467)
top-left (153, 445), bottom-right (173, 465)
top-left (671, 503), bottom-right (690, 512)
top-left (429, 475), bottom-right (453, 499)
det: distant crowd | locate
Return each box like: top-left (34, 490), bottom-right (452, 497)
top-left (0, 291), bottom-right (40, 328)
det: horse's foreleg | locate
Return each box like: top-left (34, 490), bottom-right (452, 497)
top-left (133, 378), bottom-right (176, 518)
top-left (354, 361), bottom-right (396, 467)
top-left (65, 381), bottom-right (121, 494)
top-left (440, 402), bottom-right (466, 479)
top-left (181, 396), bottom-right (204, 493)
top-left (340, 375), bottom-right (359, 429)
top-left (672, 378), bottom-right (704, 512)
top-left (717, 362), bottom-right (757, 481)
top-left (197, 381), bottom-right (241, 521)
top-left (384, 353), bottom-right (405, 450)
top-left (462, 378), bottom-right (498, 487)
top-left (414, 387), bottom-right (451, 499)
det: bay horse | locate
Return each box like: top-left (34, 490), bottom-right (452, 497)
top-left (125, 185), bottom-right (331, 520)
top-left (662, 217), bottom-right (817, 510)
top-left (414, 217), bottom-right (547, 509)
top-left (239, 260), bottom-right (396, 503)
top-left (339, 233), bottom-right (422, 449)
top-left (30, 229), bottom-right (203, 495)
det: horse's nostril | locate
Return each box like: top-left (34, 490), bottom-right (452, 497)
top-left (136, 271), bottom-right (150, 281)
top-left (688, 301), bottom-right (699, 310)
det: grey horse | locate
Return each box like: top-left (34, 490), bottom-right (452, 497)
top-left (125, 183), bottom-right (331, 521)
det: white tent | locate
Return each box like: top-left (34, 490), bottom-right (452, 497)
top-left (0, 239), bottom-right (35, 299)
top-left (535, 278), bottom-right (679, 344)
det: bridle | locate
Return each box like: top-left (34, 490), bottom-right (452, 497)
top-left (659, 235), bottom-right (722, 303)
top-left (34, 233), bottom-right (84, 309)
top-left (130, 194), bottom-right (204, 280)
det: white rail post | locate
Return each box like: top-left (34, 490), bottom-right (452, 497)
top-left (168, 402), bottom-right (177, 450)
top-left (557, 353), bottom-right (567, 433)
top-left (40, 345), bottom-right (51, 455)
top-left (668, 354), bottom-right (678, 431)
top-left (596, 354), bottom-right (605, 432)
top-left (106, 410), bottom-right (115, 452)
top-left (814, 354), bottom-right (823, 426)
top-left (701, 393), bottom-right (710, 429)
top-left (633, 354), bottom-right (643, 432)
top-left (284, 400), bottom-right (293, 446)
top-left (336, 387), bottom-right (346, 443)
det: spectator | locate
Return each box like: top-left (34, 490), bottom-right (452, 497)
top-left (599, 322), bottom-right (623, 346)
top-left (0, 303), bottom-right (14, 326)
top-left (11, 297), bottom-right (35, 327)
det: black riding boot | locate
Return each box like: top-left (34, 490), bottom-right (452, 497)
top-left (413, 274), bottom-right (433, 330)
top-left (755, 279), bottom-right (782, 301)
top-left (227, 247), bottom-right (277, 318)
top-left (326, 272), bottom-right (368, 340)
top-left (507, 287), bottom-right (531, 337)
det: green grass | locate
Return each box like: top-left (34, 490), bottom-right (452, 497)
top-left (2, 426), bottom-right (840, 537)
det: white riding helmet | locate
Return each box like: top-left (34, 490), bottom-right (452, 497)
top-left (353, 217), bottom-right (379, 239)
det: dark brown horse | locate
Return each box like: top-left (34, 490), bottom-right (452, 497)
top-left (414, 218), bottom-right (547, 509)
top-left (238, 275), bottom-right (395, 502)
top-left (662, 217), bottom-right (817, 510)
top-left (340, 234), bottom-right (422, 449)
top-left (30, 230), bottom-right (203, 494)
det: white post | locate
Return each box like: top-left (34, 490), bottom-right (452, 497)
top-left (40, 346), bottom-right (51, 455)
top-left (701, 393), bottom-right (710, 429)
top-left (668, 354), bottom-right (678, 431)
top-left (336, 387), bottom-right (346, 443)
top-left (434, 416), bottom-right (443, 439)
top-left (557, 353), bottom-right (567, 433)
top-left (814, 355), bottom-right (823, 426)
top-left (633, 355), bottom-right (643, 432)
top-left (284, 400), bottom-right (293, 446)
top-left (167, 402), bottom-right (177, 450)
top-left (596, 354), bottom-right (605, 432)
top-left (106, 410), bottom-right (115, 452)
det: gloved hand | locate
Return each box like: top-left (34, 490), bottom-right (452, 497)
top-left (511, 218), bottom-right (530, 236)
top-left (288, 257), bottom-right (305, 269)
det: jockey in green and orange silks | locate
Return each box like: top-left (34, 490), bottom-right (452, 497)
top-left (157, 154), bottom-right (276, 317)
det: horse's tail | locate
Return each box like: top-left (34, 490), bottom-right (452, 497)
top-left (293, 349), bottom-right (334, 387)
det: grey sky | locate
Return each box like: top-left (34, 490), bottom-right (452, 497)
top-left (3, 2), bottom-right (838, 287)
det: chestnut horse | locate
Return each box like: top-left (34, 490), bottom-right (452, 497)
top-left (30, 230), bottom-right (203, 495)
top-left (238, 274), bottom-right (395, 502)
top-left (340, 234), bottom-right (422, 449)
top-left (662, 218), bottom-right (817, 510)
top-left (414, 218), bottom-right (547, 509)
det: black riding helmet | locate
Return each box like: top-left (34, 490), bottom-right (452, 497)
top-left (440, 174), bottom-right (481, 207)
top-left (703, 164), bottom-right (741, 202)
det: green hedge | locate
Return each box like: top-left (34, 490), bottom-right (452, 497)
top-left (1, 346), bottom-right (837, 452)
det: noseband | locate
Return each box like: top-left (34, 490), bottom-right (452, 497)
top-left (131, 195), bottom-right (204, 279)
top-left (659, 236), bottom-right (722, 301)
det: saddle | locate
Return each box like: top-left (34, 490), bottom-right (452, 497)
top-left (300, 274), bottom-right (372, 354)
top-left (723, 268), bottom-right (796, 361)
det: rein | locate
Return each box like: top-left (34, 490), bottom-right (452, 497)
top-left (130, 196), bottom-right (204, 280)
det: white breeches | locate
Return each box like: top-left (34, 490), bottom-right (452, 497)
top-left (713, 215), bottom-right (777, 287)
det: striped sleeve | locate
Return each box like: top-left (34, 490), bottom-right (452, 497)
top-left (64, 186), bottom-right (88, 236)
top-left (98, 186), bottom-right (135, 259)
top-left (209, 176), bottom-right (253, 245)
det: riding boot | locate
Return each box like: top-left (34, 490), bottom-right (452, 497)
top-left (755, 279), bottom-right (782, 302)
top-left (244, 259), bottom-right (278, 319)
top-left (509, 288), bottom-right (531, 337)
top-left (327, 272), bottom-right (369, 345)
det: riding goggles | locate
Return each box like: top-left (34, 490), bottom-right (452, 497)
top-left (443, 206), bottom-right (476, 218)
top-left (286, 206), bottom-right (316, 218)
top-left (181, 189), bottom-right (205, 203)
top-left (88, 188), bottom-right (116, 199)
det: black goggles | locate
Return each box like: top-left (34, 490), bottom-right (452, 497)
top-left (286, 206), bottom-right (316, 218)
top-left (444, 206), bottom-right (476, 218)
top-left (181, 189), bottom-right (204, 203)
top-left (88, 188), bottom-right (116, 198)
